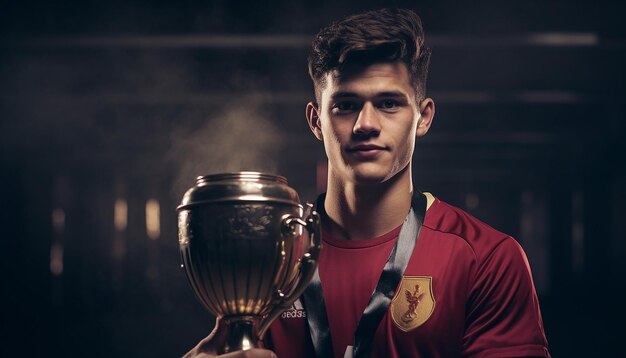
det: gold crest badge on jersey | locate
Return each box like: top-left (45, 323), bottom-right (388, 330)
top-left (390, 276), bottom-right (435, 332)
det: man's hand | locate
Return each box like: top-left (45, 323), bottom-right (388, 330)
top-left (182, 318), bottom-right (277, 358)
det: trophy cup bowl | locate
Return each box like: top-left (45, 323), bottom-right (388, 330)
top-left (177, 172), bottom-right (320, 353)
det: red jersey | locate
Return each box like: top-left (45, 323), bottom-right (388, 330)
top-left (267, 196), bottom-right (550, 357)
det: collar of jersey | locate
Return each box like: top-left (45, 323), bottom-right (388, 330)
top-left (321, 223), bottom-right (403, 249)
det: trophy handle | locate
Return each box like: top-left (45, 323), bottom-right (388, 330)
top-left (258, 204), bottom-right (321, 337)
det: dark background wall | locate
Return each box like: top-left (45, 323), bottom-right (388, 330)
top-left (1, 0), bottom-right (625, 356)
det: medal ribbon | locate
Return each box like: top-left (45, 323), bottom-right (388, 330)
top-left (303, 192), bottom-right (427, 358)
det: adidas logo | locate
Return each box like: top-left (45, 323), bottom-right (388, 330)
top-left (281, 299), bottom-right (307, 319)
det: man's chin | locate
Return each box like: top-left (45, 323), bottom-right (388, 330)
top-left (348, 163), bottom-right (410, 186)
top-left (350, 169), bottom-right (391, 185)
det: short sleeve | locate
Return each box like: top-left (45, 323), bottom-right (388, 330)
top-left (463, 238), bottom-right (550, 357)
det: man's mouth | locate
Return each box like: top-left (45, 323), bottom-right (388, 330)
top-left (347, 144), bottom-right (387, 159)
top-left (349, 144), bottom-right (386, 151)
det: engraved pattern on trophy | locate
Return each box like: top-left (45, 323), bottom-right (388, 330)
top-left (227, 204), bottom-right (272, 237)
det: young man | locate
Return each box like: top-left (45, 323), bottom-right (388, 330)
top-left (186, 8), bottom-right (550, 358)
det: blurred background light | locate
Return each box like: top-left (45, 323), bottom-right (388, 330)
top-left (146, 199), bottom-right (160, 240)
top-left (114, 198), bottom-right (128, 232)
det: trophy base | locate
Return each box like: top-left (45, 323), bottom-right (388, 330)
top-left (222, 315), bottom-right (264, 353)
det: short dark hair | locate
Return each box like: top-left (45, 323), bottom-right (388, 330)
top-left (308, 8), bottom-right (431, 102)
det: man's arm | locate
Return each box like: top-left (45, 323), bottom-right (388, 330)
top-left (462, 238), bottom-right (550, 357)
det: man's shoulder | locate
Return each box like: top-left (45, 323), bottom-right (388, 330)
top-left (422, 195), bottom-right (515, 261)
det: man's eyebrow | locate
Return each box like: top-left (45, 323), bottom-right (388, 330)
top-left (376, 91), bottom-right (408, 98)
top-left (329, 91), bottom-right (408, 100)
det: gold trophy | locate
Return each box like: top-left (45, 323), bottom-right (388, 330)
top-left (177, 172), bottom-right (320, 353)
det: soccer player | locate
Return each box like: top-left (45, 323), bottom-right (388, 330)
top-left (185, 8), bottom-right (550, 358)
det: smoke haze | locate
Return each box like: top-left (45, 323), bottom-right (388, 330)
top-left (168, 97), bottom-right (285, 200)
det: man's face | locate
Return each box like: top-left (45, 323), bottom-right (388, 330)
top-left (307, 61), bottom-right (434, 185)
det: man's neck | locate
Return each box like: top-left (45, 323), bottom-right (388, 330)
top-left (323, 166), bottom-right (413, 241)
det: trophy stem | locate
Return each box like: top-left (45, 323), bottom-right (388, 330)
top-left (222, 315), bottom-right (263, 353)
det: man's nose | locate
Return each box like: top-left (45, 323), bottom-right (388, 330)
top-left (353, 102), bottom-right (381, 136)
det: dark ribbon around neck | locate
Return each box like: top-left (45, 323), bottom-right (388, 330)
top-left (303, 192), bottom-right (427, 358)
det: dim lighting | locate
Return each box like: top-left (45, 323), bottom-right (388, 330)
top-left (52, 208), bottom-right (65, 232)
top-left (50, 243), bottom-right (64, 275)
top-left (465, 193), bottom-right (480, 210)
top-left (526, 33), bottom-right (598, 46)
top-left (146, 265), bottom-right (159, 279)
top-left (114, 198), bottom-right (128, 231)
top-left (572, 191), bottom-right (585, 272)
top-left (146, 199), bottom-right (160, 240)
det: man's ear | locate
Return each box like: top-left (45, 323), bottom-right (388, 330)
top-left (306, 101), bottom-right (323, 141)
top-left (416, 98), bottom-right (435, 137)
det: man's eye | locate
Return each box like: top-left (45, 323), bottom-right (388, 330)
top-left (333, 102), bottom-right (358, 112)
top-left (380, 100), bottom-right (398, 109)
